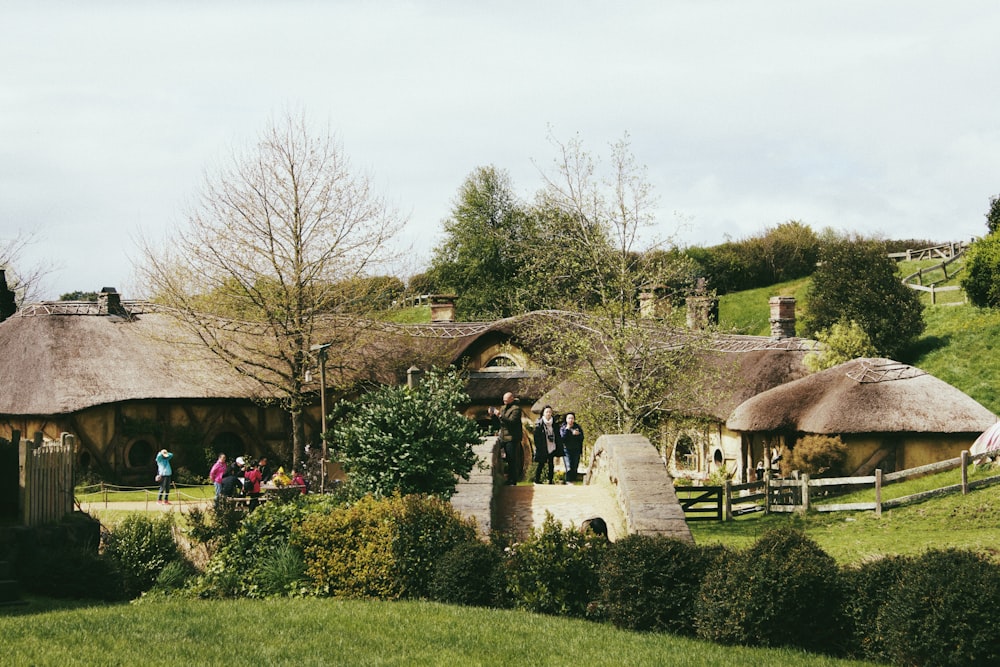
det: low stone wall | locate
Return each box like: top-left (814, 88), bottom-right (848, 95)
top-left (449, 436), bottom-right (502, 537)
top-left (585, 434), bottom-right (692, 542)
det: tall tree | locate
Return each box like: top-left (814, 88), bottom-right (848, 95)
top-left (428, 166), bottom-right (534, 319)
top-left (803, 236), bottom-right (924, 360)
top-left (986, 194), bottom-right (1000, 234)
top-left (520, 133), bottom-right (707, 436)
top-left (137, 112), bottom-right (404, 467)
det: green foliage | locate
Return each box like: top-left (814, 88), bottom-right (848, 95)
top-left (102, 514), bottom-right (183, 598)
top-left (58, 290), bottom-right (99, 301)
top-left (961, 232), bottom-right (1000, 308)
top-left (154, 558), bottom-right (198, 595)
top-left (599, 535), bottom-right (718, 635)
top-left (428, 165), bottom-right (535, 319)
top-left (784, 434), bottom-right (848, 477)
top-left (841, 555), bottom-right (911, 663)
top-left (292, 493), bottom-right (478, 600)
top-left (986, 194), bottom-right (1000, 234)
top-left (878, 549), bottom-right (1000, 667)
top-left (328, 366), bottom-right (481, 499)
top-left (503, 514), bottom-right (608, 618)
top-left (254, 543), bottom-right (306, 597)
top-left (803, 319), bottom-right (877, 371)
top-left (686, 221), bottom-right (820, 294)
top-left (716, 277), bottom-right (811, 336)
top-left (804, 235), bottom-right (924, 360)
top-left (186, 497), bottom-right (248, 553)
top-left (332, 275), bottom-right (406, 313)
top-left (428, 540), bottom-right (506, 608)
top-left (19, 544), bottom-right (126, 601)
top-left (194, 494), bottom-right (339, 598)
top-left (695, 528), bottom-right (844, 653)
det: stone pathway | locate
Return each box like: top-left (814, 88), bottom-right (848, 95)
top-left (493, 482), bottom-right (626, 540)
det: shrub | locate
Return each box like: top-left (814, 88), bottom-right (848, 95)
top-left (186, 497), bottom-right (248, 553)
top-left (102, 514), bottom-right (182, 598)
top-left (255, 543), bottom-right (306, 597)
top-left (784, 435), bottom-right (848, 478)
top-left (194, 494), bottom-right (341, 598)
top-left (599, 535), bottom-right (717, 635)
top-left (503, 514), bottom-right (608, 618)
top-left (20, 545), bottom-right (125, 601)
top-left (961, 232), bottom-right (1000, 308)
top-left (154, 558), bottom-right (197, 595)
top-left (695, 528), bottom-right (844, 654)
top-left (803, 319), bottom-right (877, 372)
top-left (878, 549), bottom-right (1000, 667)
top-left (841, 555), bottom-right (912, 662)
top-left (292, 493), bottom-right (478, 600)
top-left (429, 540), bottom-right (505, 608)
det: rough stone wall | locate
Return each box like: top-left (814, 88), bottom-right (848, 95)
top-left (585, 433), bottom-right (693, 542)
top-left (448, 436), bottom-right (500, 537)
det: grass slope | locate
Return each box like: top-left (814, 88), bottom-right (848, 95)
top-left (0, 597), bottom-right (876, 667)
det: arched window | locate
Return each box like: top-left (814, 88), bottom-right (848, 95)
top-left (126, 439), bottom-right (156, 468)
top-left (674, 434), bottom-right (697, 471)
top-left (484, 354), bottom-right (520, 369)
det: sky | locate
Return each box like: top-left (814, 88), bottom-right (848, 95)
top-left (3, 1), bottom-right (1000, 300)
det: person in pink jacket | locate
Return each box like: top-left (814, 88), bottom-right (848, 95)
top-left (209, 453), bottom-right (227, 499)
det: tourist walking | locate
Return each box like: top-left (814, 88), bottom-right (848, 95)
top-left (533, 405), bottom-right (562, 484)
top-left (155, 448), bottom-right (174, 505)
top-left (559, 412), bottom-right (585, 483)
top-left (209, 453), bottom-right (227, 498)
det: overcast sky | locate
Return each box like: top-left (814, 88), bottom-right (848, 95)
top-left (3, 1), bottom-right (1000, 300)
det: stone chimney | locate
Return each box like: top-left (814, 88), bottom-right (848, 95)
top-left (429, 294), bottom-right (456, 323)
top-left (98, 287), bottom-right (123, 315)
top-left (685, 295), bottom-right (718, 330)
top-left (769, 296), bottom-right (796, 338)
top-left (639, 287), bottom-right (670, 320)
top-left (0, 269), bottom-right (16, 322)
top-left (407, 365), bottom-right (424, 389)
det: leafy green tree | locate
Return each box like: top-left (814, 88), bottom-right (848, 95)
top-left (428, 166), bottom-right (535, 319)
top-left (962, 232), bottom-right (1000, 308)
top-left (803, 236), bottom-right (924, 360)
top-left (327, 367), bottom-right (480, 499)
top-left (803, 319), bottom-right (877, 372)
top-left (137, 112), bottom-right (404, 468)
top-left (986, 194), bottom-right (1000, 234)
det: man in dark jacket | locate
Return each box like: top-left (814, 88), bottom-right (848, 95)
top-left (489, 392), bottom-right (523, 485)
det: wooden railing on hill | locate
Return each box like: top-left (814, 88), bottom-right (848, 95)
top-left (678, 450), bottom-right (1000, 521)
top-left (889, 241), bottom-right (970, 262)
top-left (899, 244), bottom-right (969, 305)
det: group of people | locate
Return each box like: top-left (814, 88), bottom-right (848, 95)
top-left (209, 453), bottom-right (307, 507)
top-left (489, 392), bottom-right (585, 486)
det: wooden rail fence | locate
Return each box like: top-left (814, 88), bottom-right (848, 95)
top-left (679, 450), bottom-right (1000, 521)
top-left (9, 430), bottom-right (76, 526)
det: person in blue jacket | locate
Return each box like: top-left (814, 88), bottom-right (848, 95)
top-left (155, 448), bottom-right (174, 505)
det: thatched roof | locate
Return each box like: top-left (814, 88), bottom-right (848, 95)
top-left (726, 358), bottom-right (998, 435)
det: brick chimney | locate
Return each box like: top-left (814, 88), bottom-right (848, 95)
top-left (769, 296), bottom-right (796, 338)
top-left (685, 295), bottom-right (718, 330)
top-left (98, 287), bottom-right (123, 315)
top-left (429, 294), bottom-right (456, 323)
top-left (639, 287), bottom-right (671, 320)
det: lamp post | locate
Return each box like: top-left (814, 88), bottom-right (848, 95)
top-left (310, 343), bottom-right (331, 493)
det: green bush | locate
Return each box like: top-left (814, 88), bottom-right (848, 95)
top-left (186, 497), bottom-right (248, 553)
top-left (784, 435), bottom-right (848, 478)
top-left (878, 549), bottom-right (1000, 667)
top-left (841, 555), bottom-right (911, 663)
top-left (503, 514), bottom-right (608, 618)
top-left (20, 545), bottom-right (125, 601)
top-left (961, 232), bottom-right (1000, 308)
top-left (194, 494), bottom-right (341, 599)
top-left (695, 528), bottom-right (844, 654)
top-left (429, 540), bottom-right (505, 608)
top-left (292, 493), bottom-right (478, 600)
top-left (599, 535), bottom-right (718, 635)
top-left (102, 514), bottom-right (182, 598)
top-left (255, 543), bottom-right (306, 597)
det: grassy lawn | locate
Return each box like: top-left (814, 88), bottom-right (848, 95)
top-left (717, 277), bottom-right (811, 336)
top-left (690, 468), bottom-right (1000, 564)
top-left (75, 484), bottom-right (215, 504)
top-left (0, 597), bottom-right (876, 667)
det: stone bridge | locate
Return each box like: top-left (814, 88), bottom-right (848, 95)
top-left (450, 433), bottom-right (692, 542)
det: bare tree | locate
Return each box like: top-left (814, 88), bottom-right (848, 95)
top-left (137, 112), bottom-right (405, 467)
top-left (1, 229), bottom-right (54, 305)
top-left (520, 132), bottom-right (710, 436)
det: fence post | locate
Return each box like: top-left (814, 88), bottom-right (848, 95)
top-left (763, 471), bottom-right (771, 515)
top-left (799, 473), bottom-right (810, 513)
top-left (961, 450), bottom-right (969, 495)
top-left (723, 479), bottom-right (732, 521)
top-left (874, 469), bottom-right (882, 518)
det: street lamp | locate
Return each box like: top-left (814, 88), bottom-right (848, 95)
top-left (310, 343), bottom-right (331, 493)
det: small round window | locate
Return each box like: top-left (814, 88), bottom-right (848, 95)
top-left (127, 439), bottom-right (156, 468)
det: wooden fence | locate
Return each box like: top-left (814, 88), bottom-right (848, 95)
top-left (679, 450), bottom-right (1000, 521)
top-left (900, 245), bottom-right (969, 305)
top-left (888, 241), bottom-right (969, 262)
top-left (15, 431), bottom-right (75, 526)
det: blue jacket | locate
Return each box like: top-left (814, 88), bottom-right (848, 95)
top-left (156, 451), bottom-right (174, 477)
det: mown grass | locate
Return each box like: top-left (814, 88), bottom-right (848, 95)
top-left (0, 597), bottom-right (876, 667)
top-left (716, 277), bottom-right (812, 336)
top-left (75, 484), bottom-right (214, 504)
top-left (689, 466), bottom-right (1000, 564)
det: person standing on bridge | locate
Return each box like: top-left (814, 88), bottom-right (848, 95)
top-left (489, 392), bottom-right (523, 485)
top-left (559, 412), bottom-right (585, 483)
top-left (533, 405), bottom-right (563, 484)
